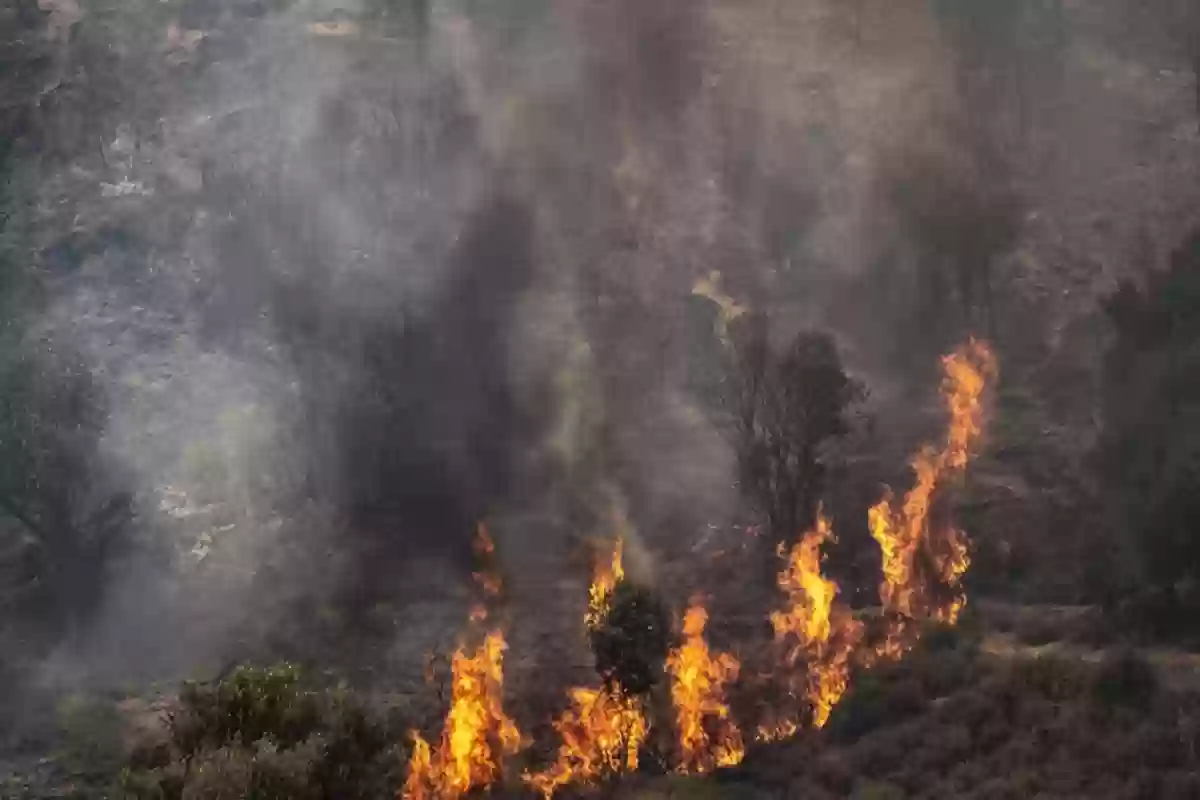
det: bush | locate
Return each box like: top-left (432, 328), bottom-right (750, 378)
top-left (172, 665), bottom-right (321, 755)
top-left (1007, 655), bottom-right (1090, 704)
top-left (849, 779), bottom-right (906, 800)
top-left (122, 665), bottom-right (401, 800)
top-left (55, 693), bottom-right (125, 785)
top-left (826, 667), bottom-right (930, 743)
top-left (589, 581), bottom-right (670, 696)
top-left (1090, 649), bottom-right (1159, 709)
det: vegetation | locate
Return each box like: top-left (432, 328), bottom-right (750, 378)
top-left (1, 0), bottom-right (1199, 797)
top-left (1097, 230), bottom-right (1200, 640)
top-left (120, 664), bottom-right (403, 800)
top-left (589, 581), bottom-right (671, 697)
top-left (728, 315), bottom-right (865, 551)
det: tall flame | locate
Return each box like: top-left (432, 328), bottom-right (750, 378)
top-left (402, 526), bottom-right (523, 800)
top-left (586, 538), bottom-right (624, 630)
top-left (524, 535), bottom-right (651, 798)
top-left (765, 510), bottom-right (865, 733)
top-left (523, 686), bottom-right (649, 798)
top-left (869, 339), bottom-right (997, 657)
top-left (401, 632), bottom-right (523, 800)
top-left (666, 603), bottom-right (745, 773)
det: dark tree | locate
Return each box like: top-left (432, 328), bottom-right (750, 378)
top-left (1097, 230), bottom-right (1200, 636)
top-left (0, 344), bottom-right (132, 642)
top-left (589, 581), bottom-right (669, 697)
top-left (729, 315), bottom-right (864, 550)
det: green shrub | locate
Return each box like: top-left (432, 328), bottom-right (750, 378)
top-left (172, 665), bottom-right (321, 755)
top-left (827, 667), bottom-right (929, 743)
top-left (589, 581), bottom-right (670, 697)
top-left (56, 693), bottom-right (125, 783)
top-left (1090, 648), bottom-right (1159, 708)
top-left (849, 778), bottom-right (905, 800)
top-left (122, 665), bottom-right (400, 800)
top-left (1007, 655), bottom-right (1089, 703)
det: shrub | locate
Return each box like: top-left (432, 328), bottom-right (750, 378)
top-left (849, 779), bottom-right (906, 800)
top-left (172, 665), bottom-right (321, 756)
top-left (589, 581), bottom-right (670, 696)
top-left (827, 667), bottom-right (930, 743)
top-left (1090, 648), bottom-right (1159, 709)
top-left (55, 693), bottom-right (125, 784)
top-left (122, 665), bottom-right (400, 800)
top-left (1007, 655), bottom-right (1089, 704)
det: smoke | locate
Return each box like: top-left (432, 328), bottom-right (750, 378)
top-left (8, 0), bottom-right (1197, 698)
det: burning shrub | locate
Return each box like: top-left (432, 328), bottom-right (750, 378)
top-left (589, 580), bottom-right (670, 698)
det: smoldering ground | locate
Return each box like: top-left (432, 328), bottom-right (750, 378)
top-left (3, 0), bottom-right (1198, 716)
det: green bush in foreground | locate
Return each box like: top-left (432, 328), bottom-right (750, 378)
top-left (121, 664), bottom-right (402, 800)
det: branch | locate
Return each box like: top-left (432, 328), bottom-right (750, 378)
top-left (0, 492), bottom-right (48, 543)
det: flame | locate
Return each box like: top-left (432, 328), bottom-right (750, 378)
top-left (473, 524), bottom-right (504, 601)
top-left (586, 538), bottom-right (624, 630)
top-left (666, 603), bottom-right (745, 773)
top-left (523, 685), bottom-right (649, 798)
top-left (524, 535), bottom-right (651, 798)
top-left (766, 510), bottom-right (865, 732)
top-left (869, 339), bottom-right (997, 657)
top-left (468, 524), bottom-right (504, 624)
top-left (401, 631), bottom-right (523, 800)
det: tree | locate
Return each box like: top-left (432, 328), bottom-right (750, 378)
top-left (0, 342), bottom-right (132, 641)
top-left (1097, 229), bottom-right (1200, 635)
top-left (729, 314), bottom-right (865, 552)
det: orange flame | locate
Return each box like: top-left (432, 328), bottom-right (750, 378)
top-left (469, 524), bottom-right (503, 623)
top-left (666, 603), bottom-right (745, 773)
top-left (869, 339), bottom-right (997, 657)
top-left (401, 631), bottom-right (523, 800)
top-left (766, 510), bottom-right (865, 732)
top-left (523, 685), bottom-right (649, 798)
top-left (586, 538), bottom-right (624, 630)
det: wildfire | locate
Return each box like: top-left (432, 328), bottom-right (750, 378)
top-left (472, 524), bottom-right (504, 603)
top-left (523, 686), bottom-right (649, 798)
top-left (667, 603), bottom-right (745, 773)
top-left (402, 525), bottom-right (523, 800)
top-left (586, 537), bottom-right (624, 630)
top-left (401, 632), bottom-right (523, 800)
top-left (869, 339), bottom-right (997, 657)
top-left (766, 510), bottom-right (864, 732)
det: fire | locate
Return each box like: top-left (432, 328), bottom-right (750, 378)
top-left (869, 339), bottom-right (997, 656)
top-left (401, 525), bottom-right (523, 799)
top-left (524, 535), bottom-right (652, 798)
top-left (586, 537), bottom-right (624, 630)
top-left (401, 632), bottom-right (523, 800)
top-left (766, 510), bottom-right (864, 732)
top-left (472, 524), bottom-right (504, 603)
top-left (666, 603), bottom-right (745, 773)
top-left (523, 686), bottom-right (649, 798)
